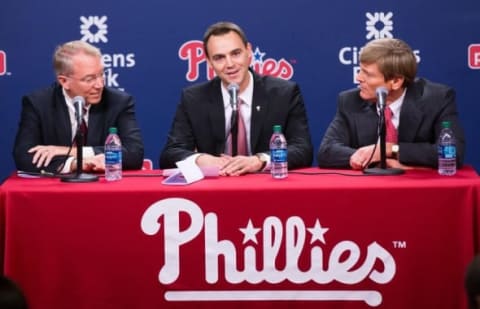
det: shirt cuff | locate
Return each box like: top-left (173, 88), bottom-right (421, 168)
top-left (83, 147), bottom-right (95, 158)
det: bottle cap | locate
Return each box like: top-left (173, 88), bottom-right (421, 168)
top-left (273, 125), bottom-right (282, 133)
top-left (109, 127), bottom-right (118, 134)
top-left (441, 121), bottom-right (451, 128)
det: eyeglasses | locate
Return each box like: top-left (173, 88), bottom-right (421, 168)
top-left (66, 71), bottom-right (105, 86)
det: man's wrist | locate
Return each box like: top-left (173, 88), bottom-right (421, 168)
top-left (255, 153), bottom-right (268, 171)
top-left (391, 144), bottom-right (399, 160)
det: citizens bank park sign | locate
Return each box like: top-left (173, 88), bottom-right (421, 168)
top-left (141, 198), bottom-right (398, 307)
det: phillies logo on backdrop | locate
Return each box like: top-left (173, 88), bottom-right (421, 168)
top-left (0, 51), bottom-right (7, 75)
top-left (468, 44), bottom-right (480, 69)
top-left (179, 40), bottom-right (294, 81)
top-left (141, 198), bottom-right (398, 307)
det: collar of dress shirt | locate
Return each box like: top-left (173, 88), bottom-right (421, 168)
top-left (62, 89), bottom-right (91, 117)
top-left (221, 71), bottom-right (254, 110)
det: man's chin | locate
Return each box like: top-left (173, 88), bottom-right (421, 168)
top-left (87, 96), bottom-right (102, 105)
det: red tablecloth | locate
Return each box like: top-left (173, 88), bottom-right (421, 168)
top-left (1, 167), bottom-right (479, 309)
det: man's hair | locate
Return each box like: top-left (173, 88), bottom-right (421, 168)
top-left (202, 21), bottom-right (248, 58)
top-left (359, 38), bottom-right (417, 88)
top-left (466, 255), bottom-right (480, 309)
top-left (53, 40), bottom-right (101, 76)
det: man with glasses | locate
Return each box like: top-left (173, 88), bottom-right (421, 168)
top-left (13, 40), bottom-right (144, 174)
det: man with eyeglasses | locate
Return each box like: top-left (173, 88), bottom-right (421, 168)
top-left (13, 40), bottom-right (144, 174)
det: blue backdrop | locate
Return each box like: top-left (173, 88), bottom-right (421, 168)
top-left (1, 0), bottom-right (479, 179)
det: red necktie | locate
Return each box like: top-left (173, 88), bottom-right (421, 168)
top-left (227, 99), bottom-right (248, 156)
top-left (236, 99), bottom-right (248, 156)
top-left (384, 106), bottom-right (398, 143)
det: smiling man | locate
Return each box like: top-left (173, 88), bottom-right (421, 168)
top-left (160, 21), bottom-right (313, 176)
top-left (317, 38), bottom-right (465, 170)
top-left (13, 40), bottom-right (144, 174)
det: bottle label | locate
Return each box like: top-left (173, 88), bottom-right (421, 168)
top-left (271, 149), bottom-right (287, 163)
top-left (438, 145), bottom-right (456, 159)
top-left (105, 150), bottom-right (122, 164)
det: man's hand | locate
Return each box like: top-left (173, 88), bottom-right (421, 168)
top-left (220, 155), bottom-right (264, 176)
top-left (196, 154), bottom-right (263, 176)
top-left (28, 145), bottom-right (74, 168)
top-left (196, 154), bottom-right (232, 169)
top-left (71, 154), bottom-right (106, 172)
top-left (349, 144), bottom-right (379, 170)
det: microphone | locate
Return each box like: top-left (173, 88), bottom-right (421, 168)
top-left (227, 83), bottom-right (239, 156)
top-left (376, 86), bottom-right (388, 110)
top-left (363, 86), bottom-right (404, 176)
top-left (227, 83), bottom-right (239, 111)
top-left (61, 96), bottom-right (98, 183)
top-left (73, 96), bottom-right (85, 126)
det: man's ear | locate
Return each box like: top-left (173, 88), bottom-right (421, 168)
top-left (390, 76), bottom-right (405, 91)
top-left (57, 75), bottom-right (69, 90)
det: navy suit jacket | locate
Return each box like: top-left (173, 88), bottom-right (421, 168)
top-left (160, 71), bottom-right (313, 169)
top-left (317, 78), bottom-right (465, 168)
top-left (13, 83), bottom-right (144, 173)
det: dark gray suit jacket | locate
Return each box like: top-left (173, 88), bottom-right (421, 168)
top-left (160, 71), bottom-right (313, 169)
top-left (13, 83), bottom-right (144, 173)
top-left (317, 78), bottom-right (465, 168)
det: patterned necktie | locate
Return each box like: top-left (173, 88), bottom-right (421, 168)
top-left (384, 106), bottom-right (398, 143)
top-left (80, 107), bottom-right (88, 145)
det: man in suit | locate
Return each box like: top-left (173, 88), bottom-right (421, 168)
top-left (160, 21), bottom-right (312, 176)
top-left (13, 40), bottom-right (144, 174)
top-left (317, 38), bottom-right (465, 170)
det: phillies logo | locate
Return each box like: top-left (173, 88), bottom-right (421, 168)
top-left (141, 198), bottom-right (397, 307)
top-left (468, 44), bottom-right (480, 69)
top-left (178, 40), bottom-right (294, 81)
top-left (0, 51), bottom-right (6, 75)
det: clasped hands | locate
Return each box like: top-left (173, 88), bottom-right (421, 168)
top-left (196, 154), bottom-right (264, 176)
top-left (349, 143), bottom-right (409, 170)
top-left (29, 145), bottom-right (105, 172)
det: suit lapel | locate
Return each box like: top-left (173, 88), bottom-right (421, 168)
top-left (398, 86), bottom-right (424, 142)
top-left (53, 85), bottom-right (73, 145)
top-left (250, 73), bottom-right (268, 151)
top-left (87, 104), bottom-right (104, 146)
top-left (355, 101), bottom-right (379, 146)
top-left (207, 78), bottom-right (227, 152)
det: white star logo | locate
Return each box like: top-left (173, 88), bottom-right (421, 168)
top-left (239, 219), bottom-right (261, 244)
top-left (307, 219), bottom-right (329, 244)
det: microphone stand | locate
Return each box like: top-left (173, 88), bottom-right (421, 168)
top-left (61, 124), bottom-right (99, 183)
top-left (230, 101), bottom-right (238, 156)
top-left (363, 103), bottom-right (404, 176)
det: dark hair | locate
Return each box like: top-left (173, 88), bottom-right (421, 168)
top-left (0, 276), bottom-right (28, 309)
top-left (202, 21), bottom-right (248, 58)
top-left (359, 38), bottom-right (417, 88)
top-left (466, 255), bottom-right (480, 309)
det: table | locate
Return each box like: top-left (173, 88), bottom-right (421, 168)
top-left (1, 167), bottom-right (479, 309)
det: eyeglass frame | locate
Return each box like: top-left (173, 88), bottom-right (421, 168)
top-left (63, 70), bottom-right (106, 86)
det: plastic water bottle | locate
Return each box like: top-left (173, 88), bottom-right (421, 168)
top-left (270, 125), bottom-right (288, 179)
top-left (437, 121), bottom-right (456, 176)
top-left (105, 127), bottom-right (122, 181)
